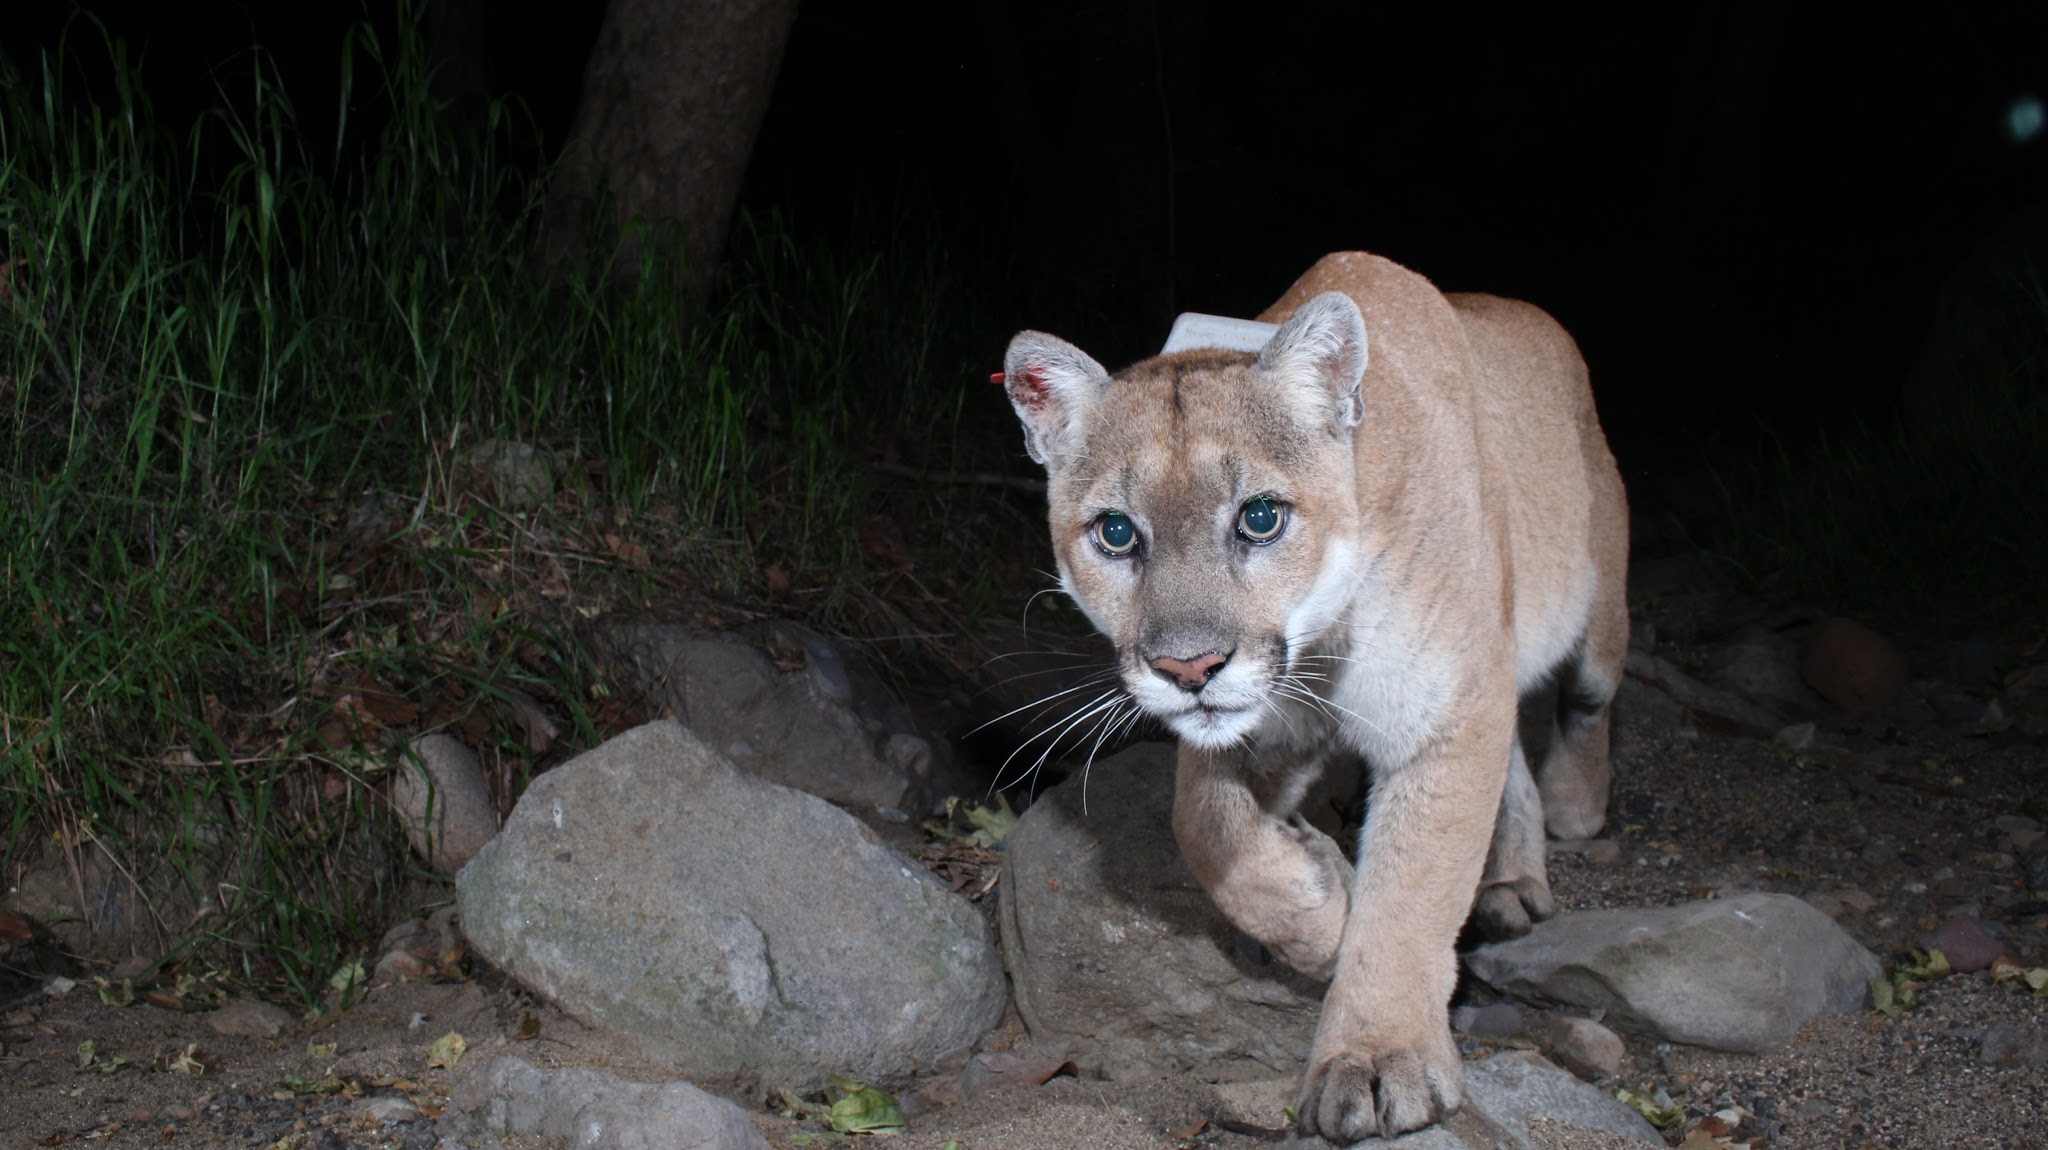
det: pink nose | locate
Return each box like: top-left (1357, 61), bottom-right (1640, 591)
top-left (1151, 652), bottom-right (1227, 690)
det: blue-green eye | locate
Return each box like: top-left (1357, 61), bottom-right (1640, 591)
top-left (1237, 497), bottom-right (1285, 543)
top-left (1093, 511), bottom-right (1138, 556)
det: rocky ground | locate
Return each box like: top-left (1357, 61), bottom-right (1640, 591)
top-left (3, 584), bottom-right (2046, 1150)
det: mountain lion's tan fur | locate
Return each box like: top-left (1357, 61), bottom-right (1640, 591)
top-left (1002, 252), bottom-right (1628, 1141)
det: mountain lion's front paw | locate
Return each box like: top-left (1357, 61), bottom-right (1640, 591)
top-left (1296, 1016), bottom-right (1463, 1142)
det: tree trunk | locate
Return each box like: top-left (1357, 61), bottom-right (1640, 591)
top-left (541, 0), bottom-right (797, 314)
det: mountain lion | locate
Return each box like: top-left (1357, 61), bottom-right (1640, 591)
top-left (1000, 252), bottom-right (1627, 1141)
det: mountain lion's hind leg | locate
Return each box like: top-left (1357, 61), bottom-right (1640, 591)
top-left (1536, 585), bottom-right (1627, 840)
top-left (1172, 744), bottom-right (1353, 981)
top-left (1471, 735), bottom-right (1555, 940)
top-left (1537, 465), bottom-right (1629, 840)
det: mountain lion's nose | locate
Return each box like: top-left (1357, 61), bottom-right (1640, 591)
top-left (1151, 652), bottom-right (1228, 691)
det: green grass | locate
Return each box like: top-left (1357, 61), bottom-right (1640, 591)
top-left (1709, 270), bottom-right (2048, 618)
top-left (0, 9), bottom-right (1005, 1000)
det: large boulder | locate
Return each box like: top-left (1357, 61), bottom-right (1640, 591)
top-left (599, 621), bottom-right (935, 818)
top-left (457, 721), bottom-right (1005, 1089)
top-left (1465, 891), bottom-right (1880, 1053)
top-left (998, 742), bottom-right (1326, 1079)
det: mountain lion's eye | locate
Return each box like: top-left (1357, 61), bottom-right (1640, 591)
top-left (1093, 512), bottom-right (1138, 556)
top-left (1237, 497), bottom-right (1285, 543)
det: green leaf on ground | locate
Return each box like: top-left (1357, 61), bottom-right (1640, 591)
top-left (75, 1040), bottom-right (131, 1074)
top-left (780, 1080), bottom-right (906, 1136)
top-left (329, 961), bottom-right (367, 996)
top-left (162, 1043), bottom-right (209, 1075)
top-left (1897, 949), bottom-right (1951, 981)
top-left (961, 795), bottom-right (1018, 846)
top-left (282, 1067), bottom-right (344, 1095)
top-left (425, 1031), bottom-right (467, 1069)
top-left (827, 1078), bottom-right (905, 1135)
top-left (1615, 1087), bottom-right (1685, 1128)
top-left (928, 794), bottom-right (1019, 848)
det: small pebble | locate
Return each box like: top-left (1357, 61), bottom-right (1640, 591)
top-left (207, 997), bottom-right (294, 1038)
top-left (1538, 1013), bottom-right (1626, 1078)
top-left (356, 1094), bottom-right (424, 1125)
top-left (1773, 721), bottom-right (1816, 749)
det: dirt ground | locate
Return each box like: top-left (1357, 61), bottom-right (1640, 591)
top-left (4, 614), bottom-right (2047, 1150)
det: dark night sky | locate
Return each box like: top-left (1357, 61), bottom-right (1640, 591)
top-left (9, 2), bottom-right (2047, 495)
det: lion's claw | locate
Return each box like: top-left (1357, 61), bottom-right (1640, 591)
top-left (1297, 1040), bottom-right (1462, 1143)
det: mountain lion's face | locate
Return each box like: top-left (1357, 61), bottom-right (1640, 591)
top-left (1004, 297), bottom-right (1371, 749)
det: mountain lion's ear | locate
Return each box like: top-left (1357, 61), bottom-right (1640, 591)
top-left (1002, 331), bottom-right (1113, 467)
top-left (1257, 291), bottom-right (1368, 430)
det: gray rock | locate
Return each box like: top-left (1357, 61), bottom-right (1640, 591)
top-left (1222, 1053), bottom-right (1660, 1148)
top-left (1609, 674), bottom-right (1691, 736)
top-left (1705, 636), bottom-right (1826, 718)
top-left (392, 735), bottom-right (498, 875)
top-left (457, 721), bottom-right (1004, 1088)
top-left (459, 439), bottom-right (554, 511)
top-left (1466, 892), bottom-right (1881, 1053)
top-left (598, 622), bottom-right (932, 815)
top-left (1977, 1021), bottom-right (2048, 1068)
top-left (1452, 1001), bottom-right (1524, 1039)
top-left (998, 742), bottom-right (1326, 1079)
top-left (1623, 652), bottom-right (1781, 733)
top-left (441, 1055), bottom-right (769, 1149)
top-left (1773, 721), bottom-right (1818, 749)
top-left (205, 997), bottom-right (294, 1038)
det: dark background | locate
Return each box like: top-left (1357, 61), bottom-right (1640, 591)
top-left (9, 2), bottom-right (2047, 496)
